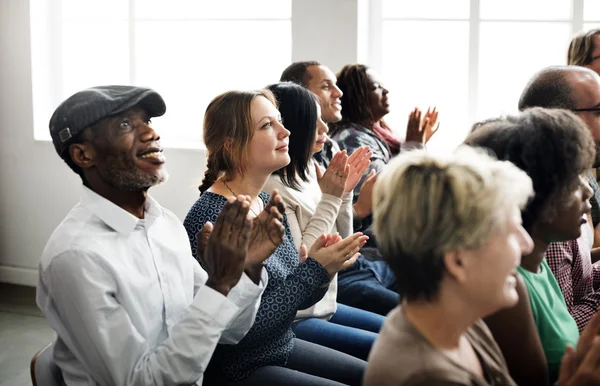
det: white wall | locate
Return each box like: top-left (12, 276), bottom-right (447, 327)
top-left (0, 0), bottom-right (361, 286)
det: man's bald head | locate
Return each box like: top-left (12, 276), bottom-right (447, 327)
top-left (518, 66), bottom-right (579, 111)
top-left (519, 65), bottom-right (600, 167)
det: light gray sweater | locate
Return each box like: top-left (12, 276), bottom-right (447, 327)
top-left (264, 162), bottom-right (353, 320)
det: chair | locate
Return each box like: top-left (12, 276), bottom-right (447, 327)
top-left (30, 343), bottom-right (64, 386)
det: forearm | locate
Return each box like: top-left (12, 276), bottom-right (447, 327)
top-left (47, 264), bottom-right (239, 386)
top-left (219, 269), bottom-right (268, 344)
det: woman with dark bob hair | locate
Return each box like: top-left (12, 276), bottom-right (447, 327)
top-left (264, 82), bottom-right (398, 361)
top-left (365, 108), bottom-right (600, 386)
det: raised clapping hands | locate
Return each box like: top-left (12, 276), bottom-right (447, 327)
top-left (405, 107), bottom-right (440, 145)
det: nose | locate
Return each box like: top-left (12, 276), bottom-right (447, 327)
top-left (277, 121), bottom-right (290, 139)
top-left (332, 84), bottom-right (343, 99)
top-left (518, 225), bottom-right (534, 255)
top-left (582, 177), bottom-right (593, 202)
top-left (382, 87), bottom-right (389, 95)
top-left (319, 120), bottom-right (329, 135)
top-left (140, 121), bottom-right (160, 143)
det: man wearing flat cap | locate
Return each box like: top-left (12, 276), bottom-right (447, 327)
top-left (36, 86), bottom-right (270, 385)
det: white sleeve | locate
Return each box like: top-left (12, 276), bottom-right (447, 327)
top-left (193, 261), bottom-right (268, 344)
top-left (40, 251), bottom-right (261, 386)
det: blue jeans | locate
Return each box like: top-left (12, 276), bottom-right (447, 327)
top-left (292, 304), bottom-right (384, 360)
top-left (337, 256), bottom-right (400, 316)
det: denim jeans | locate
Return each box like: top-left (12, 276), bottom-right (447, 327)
top-left (208, 338), bottom-right (366, 386)
top-left (337, 256), bottom-right (400, 316)
top-left (292, 303), bottom-right (384, 360)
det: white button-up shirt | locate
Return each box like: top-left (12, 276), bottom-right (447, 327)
top-left (37, 187), bottom-right (267, 386)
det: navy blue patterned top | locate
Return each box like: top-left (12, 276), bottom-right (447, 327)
top-left (183, 191), bottom-right (331, 381)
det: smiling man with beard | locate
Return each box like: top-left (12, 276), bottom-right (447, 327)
top-left (36, 86), bottom-right (272, 386)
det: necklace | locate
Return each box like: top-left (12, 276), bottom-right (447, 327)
top-left (222, 179), bottom-right (262, 217)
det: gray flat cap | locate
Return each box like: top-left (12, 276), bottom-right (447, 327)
top-left (49, 85), bottom-right (166, 156)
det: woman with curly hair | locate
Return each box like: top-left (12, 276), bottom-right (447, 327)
top-left (365, 137), bottom-right (600, 386)
top-left (465, 108), bottom-right (595, 385)
top-left (330, 64), bottom-right (439, 197)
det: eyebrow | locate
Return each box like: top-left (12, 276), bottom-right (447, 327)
top-left (256, 114), bottom-right (281, 125)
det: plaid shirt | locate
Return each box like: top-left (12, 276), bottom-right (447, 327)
top-left (588, 171), bottom-right (600, 228)
top-left (545, 229), bottom-right (600, 332)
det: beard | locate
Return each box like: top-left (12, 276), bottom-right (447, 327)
top-left (101, 152), bottom-right (168, 192)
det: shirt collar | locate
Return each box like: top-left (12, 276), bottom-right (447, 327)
top-left (81, 186), bottom-right (163, 236)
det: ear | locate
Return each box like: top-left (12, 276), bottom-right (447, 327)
top-left (224, 137), bottom-right (233, 153)
top-left (443, 250), bottom-right (468, 284)
top-left (68, 142), bottom-right (96, 170)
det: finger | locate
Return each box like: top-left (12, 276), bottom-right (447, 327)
top-left (347, 146), bottom-right (364, 164)
top-left (580, 311), bottom-right (600, 349)
top-left (341, 252), bottom-right (360, 269)
top-left (558, 345), bottom-right (576, 386)
top-left (229, 196), bottom-right (251, 244)
top-left (238, 217), bottom-right (252, 254)
top-left (339, 151), bottom-right (349, 169)
top-left (354, 146), bottom-right (369, 163)
top-left (341, 164), bottom-right (350, 179)
top-left (268, 218), bottom-right (285, 246)
top-left (330, 151), bottom-right (344, 171)
top-left (579, 336), bottom-right (600, 370)
top-left (421, 118), bottom-right (430, 134)
top-left (268, 190), bottom-right (286, 215)
top-left (356, 146), bottom-right (370, 161)
top-left (299, 244), bottom-right (308, 263)
top-left (333, 232), bottom-right (342, 244)
top-left (310, 234), bottom-right (328, 252)
top-left (268, 205), bottom-right (284, 224)
top-left (223, 197), bottom-right (244, 242)
top-left (212, 196), bottom-right (235, 238)
top-left (339, 235), bottom-right (368, 256)
top-left (196, 221), bottom-right (214, 260)
top-left (348, 148), bottom-right (367, 168)
top-left (333, 232), bottom-right (363, 252)
top-left (327, 232), bottom-right (341, 247)
top-left (315, 161), bottom-right (324, 180)
top-left (357, 158), bottom-right (371, 175)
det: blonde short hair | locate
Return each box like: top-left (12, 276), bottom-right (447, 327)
top-left (373, 146), bottom-right (533, 301)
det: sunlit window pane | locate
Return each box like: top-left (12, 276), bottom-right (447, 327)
top-left (61, 0), bottom-right (128, 22)
top-left (480, 0), bottom-right (571, 20)
top-left (61, 21), bottom-right (130, 97)
top-left (382, 0), bottom-right (469, 19)
top-left (381, 21), bottom-right (470, 153)
top-left (135, 0), bottom-right (291, 20)
top-left (584, 0), bottom-right (600, 21)
top-left (584, 22), bottom-right (600, 30)
top-left (477, 22), bottom-right (571, 120)
top-left (135, 21), bottom-right (291, 145)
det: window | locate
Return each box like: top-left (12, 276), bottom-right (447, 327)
top-left (30, 0), bottom-right (292, 148)
top-left (373, 0), bottom-right (600, 153)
